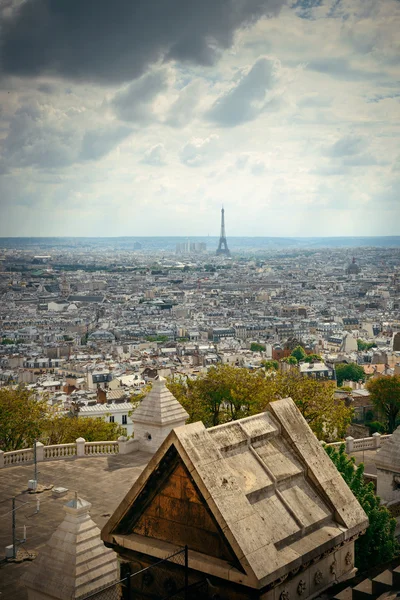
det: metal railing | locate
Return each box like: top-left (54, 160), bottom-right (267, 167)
top-left (80, 547), bottom-right (208, 600)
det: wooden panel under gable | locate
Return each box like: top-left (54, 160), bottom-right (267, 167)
top-left (132, 459), bottom-right (238, 563)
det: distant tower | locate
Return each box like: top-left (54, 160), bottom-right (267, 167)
top-left (60, 273), bottom-right (70, 298)
top-left (216, 207), bottom-right (230, 256)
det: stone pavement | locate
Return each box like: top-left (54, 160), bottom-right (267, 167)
top-left (350, 449), bottom-right (379, 475)
top-left (0, 451), bottom-right (152, 600)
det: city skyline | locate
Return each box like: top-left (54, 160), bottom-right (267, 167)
top-left (0, 0), bottom-right (399, 238)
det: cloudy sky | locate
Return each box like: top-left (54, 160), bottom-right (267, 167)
top-left (0, 0), bottom-right (399, 237)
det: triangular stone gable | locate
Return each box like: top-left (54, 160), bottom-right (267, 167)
top-left (114, 445), bottom-right (240, 567)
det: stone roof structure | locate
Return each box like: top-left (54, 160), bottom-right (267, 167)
top-left (376, 426), bottom-right (400, 473)
top-left (102, 398), bottom-right (368, 596)
top-left (22, 494), bottom-right (118, 600)
top-left (131, 375), bottom-right (189, 426)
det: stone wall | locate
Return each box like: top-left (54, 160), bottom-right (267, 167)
top-left (377, 468), bottom-right (400, 504)
top-left (134, 422), bottom-right (179, 454)
top-left (261, 542), bottom-right (356, 600)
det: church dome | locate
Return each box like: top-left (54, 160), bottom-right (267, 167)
top-left (346, 257), bottom-right (360, 275)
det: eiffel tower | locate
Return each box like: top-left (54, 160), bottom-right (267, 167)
top-left (216, 207), bottom-right (230, 256)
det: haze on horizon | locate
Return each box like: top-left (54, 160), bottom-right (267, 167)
top-left (0, 0), bottom-right (399, 239)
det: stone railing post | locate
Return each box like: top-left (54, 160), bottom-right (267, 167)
top-left (118, 436), bottom-right (128, 455)
top-left (372, 432), bottom-right (381, 448)
top-left (0, 450), bottom-right (4, 469)
top-left (345, 436), bottom-right (354, 453)
top-left (35, 441), bottom-right (44, 462)
top-left (76, 437), bottom-right (86, 457)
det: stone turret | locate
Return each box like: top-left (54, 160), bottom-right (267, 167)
top-left (22, 494), bottom-right (118, 600)
top-left (131, 375), bottom-right (189, 453)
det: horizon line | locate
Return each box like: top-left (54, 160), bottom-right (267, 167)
top-left (1, 235), bottom-right (400, 240)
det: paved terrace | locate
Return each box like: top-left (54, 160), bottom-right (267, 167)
top-left (0, 451), bottom-right (152, 600)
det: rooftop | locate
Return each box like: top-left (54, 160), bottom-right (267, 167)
top-left (0, 451), bottom-right (152, 600)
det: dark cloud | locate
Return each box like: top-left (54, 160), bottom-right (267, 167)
top-left (1, 0), bottom-right (284, 84)
top-left (207, 56), bottom-right (282, 127)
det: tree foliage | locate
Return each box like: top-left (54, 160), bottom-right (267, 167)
top-left (250, 342), bottom-right (266, 352)
top-left (325, 444), bottom-right (398, 571)
top-left (357, 339), bottom-right (376, 351)
top-left (291, 345), bottom-right (307, 362)
top-left (336, 362), bottom-right (365, 387)
top-left (168, 365), bottom-right (274, 427)
top-left (0, 386), bottom-right (128, 451)
top-left (168, 365), bottom-right (352, 440)
top-left (282, 356), bottom-right (298, 365)
top-left (303, 354), bottom-right (322, 363)
top-left (262, 360), bottom-right (279, 371)
top-left (42, 414), bottom-right (126, 445)
top-left (271, 370), bottom-right (352, 440)
top-left (0, 387), bottom-right (49, 451)
top-left (366, 375), bottom-right (400, 433)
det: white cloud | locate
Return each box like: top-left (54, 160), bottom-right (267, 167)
top-left (142, 143), bottom-right (167, 165)
top-left (180, 134), bottom-right (220, 167)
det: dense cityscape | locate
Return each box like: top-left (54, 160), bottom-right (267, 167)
top-left (1, 222), bottom-right (400, 433)
top-left (1, 0), bottom-right (400, 596)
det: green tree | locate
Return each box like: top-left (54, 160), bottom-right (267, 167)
top-left (357, 339), bottom-right (377, 351)
top-left (0, 387), bottom-right (49, 451)
top-left (335, 362), bottom-right (365, 387)
top-left (262, 360), bottom-right (279, 371)
top-left (167, 365), bottom-right (275, 427)
top-left (366, 375), bottom-right (400, 433)
top-left (325, 444), bottom-right (398, 571)
top-left (282, 356), bottom-right (298, 365)
top-left (303, 354), bottom-right (322, 363)
top-left (168, 366), bottom-right (352, 440)
top-left (271, 370), bottom-right (352, 440)
top-left (250, 342), bottom-right (266, 353)
top-left (42, 414), bottom-right (126, 444)
top-left (291, 345), bottom-right (307, 362)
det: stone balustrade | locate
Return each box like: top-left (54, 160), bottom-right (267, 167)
top-left (0, 436), bottom-right (139, 468)
top-left (325, 432), bottom-right (392, 454)
top-left (2, 447), bottom-right (34, 467)
top-left (84, 441), bottom-right (119, 455)
top-left (0, 432), bottom-right (392, 468)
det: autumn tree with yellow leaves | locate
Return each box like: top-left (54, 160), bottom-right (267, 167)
top-left (168, 364), bottom-right (352, 440)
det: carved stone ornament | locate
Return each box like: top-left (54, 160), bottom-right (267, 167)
top-left (280, 590), bottom-right (290, 600)
top-left (314, 570), bottom-right (323, 585)
top-left (297, 580), bottom-right (307, 596)
top-left (345, 551), bottom-right (352, 566)
top-left (330, 561), bottom-right (337, 576)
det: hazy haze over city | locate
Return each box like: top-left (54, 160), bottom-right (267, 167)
top-left (0, 0), bottom-right (399, 238)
